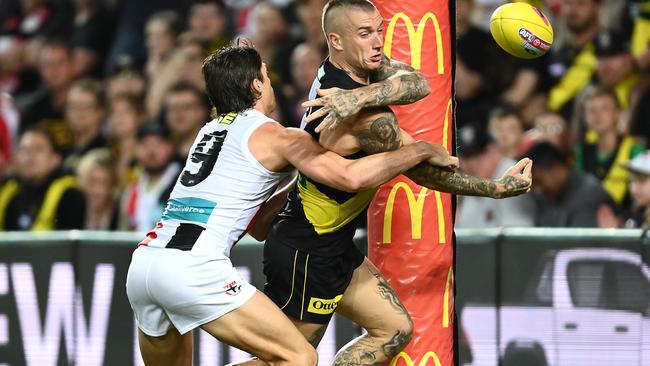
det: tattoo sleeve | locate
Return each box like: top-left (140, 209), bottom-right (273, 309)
top-left (358, 55), bottom-right (430, 107)
top-left (355, 110), bottom-right (529, 199)
top-left (356, 108), bottom-right (402, 153)
top-left (406, 163), bottom-right (500, 198)
top-left (405, 163), bottom-right (531, 198)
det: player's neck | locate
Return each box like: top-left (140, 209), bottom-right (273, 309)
top-left (329, 56), bottom-right (370, 85)
top-left (253, 102), bottom-right (267, 115)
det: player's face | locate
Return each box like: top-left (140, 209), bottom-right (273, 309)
top-left (339, 8), bottom-right (384, 72)
top-left (258, 63), bottom-right (277, 114)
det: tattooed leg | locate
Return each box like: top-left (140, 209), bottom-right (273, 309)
top-left (288, 318), bottom-right (331, 349)
top-left (306, 324), bottom-right (328, 348)
top-left (334, 258), bottom-right (414, 366)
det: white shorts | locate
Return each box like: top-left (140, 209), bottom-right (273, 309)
top-left (126, 245), bottom-right (256, 336)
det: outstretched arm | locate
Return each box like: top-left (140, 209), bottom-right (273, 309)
top-left (253, 123), bottom-right (437, 192)
top-left (354, 110), bottom-right (532, 198)
top-left (303, 55), bottom-right (430, 131)
top-left (406, 158), bottom-right (532, 198)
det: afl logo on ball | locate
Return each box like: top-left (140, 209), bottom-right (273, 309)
top-left (518, 28), bottom-right (551, 56)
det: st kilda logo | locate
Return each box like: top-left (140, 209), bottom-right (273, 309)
top-left (223, 281), bottom-right (242, 296)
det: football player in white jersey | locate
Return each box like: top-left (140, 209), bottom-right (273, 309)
top-left (126, 43), bottom-right (457, 366)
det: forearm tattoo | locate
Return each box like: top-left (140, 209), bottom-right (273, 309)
top-left (365, 55), bottom-right (430, 106)
top-left (406, 163), bottom-right (529, 198)
top-left (357, 111), bottom-right (402, 153)
top-left (354, 107), bottom-right (528, 198)
top-left (367, 72), bottom-right (429, 106)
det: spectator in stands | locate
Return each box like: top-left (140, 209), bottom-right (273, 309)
top-left (119, 121), bottom-right (180, 232)
top-left (104, 0), bottom-right (186, 72)
top-left (145, 33), bottom-right (208, 117)
top-left (71, 0), bottom-right (114, 77)
top-left (164, 81), bottom-right (209, 160)
top-left (593, 29), bottom-right (639, 110)
top-left (108, 93), bottom-right (146, 186)
top-left (0, 127), bottom-right (85, 230)
top-left (527, 142), bottom-right (618, 227)
top-left (545, 0), bottom-right (601, 118)
top-left (287, 42), bottom-right (324, 126)
top-left (622, 150), bottom-right (650, 228)
top-left (245, 2), bottom-right (296, 87)
top-left (523, 111), bottom-right (571, 154)
top-left (64, 78), bottom-right (107, 169)
top-left (76, 148), bottom-right (118, 230)
top-left (144, 11), bottom-right (180, 83)
top-left (106, 57), bottom-right (147, 100)
top-left (574, 86), bottom-right (643, 207)
top-left (175, 33), bottom-right (209, 90)
top-left (456, 0), bottom-right (514, 128)
top-left (456, 124), bottom-right (535, 228)
top-left (18, 39), bottom-right (76, 154)
top-left (295, 0), bottom-right (327, 48)
top-left (488, 105), bottom-right (526, 160)
top-left (188, 0), bottom-right (232, 52)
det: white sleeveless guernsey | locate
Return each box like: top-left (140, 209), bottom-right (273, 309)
top-left (145, 108), bottom-right (288, 257)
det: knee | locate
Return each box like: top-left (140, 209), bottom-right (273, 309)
top-left (397, 313), bottom-right (414, 348)
top-left (381, 313), bottom-right (414, 355)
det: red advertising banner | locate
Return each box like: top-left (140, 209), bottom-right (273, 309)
top-left (368, 1), bottom-right (456, 365)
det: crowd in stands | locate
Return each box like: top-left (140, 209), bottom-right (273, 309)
top-left (0, 0), bottom-right (648, 232)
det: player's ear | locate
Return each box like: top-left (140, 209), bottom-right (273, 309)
top-left (328, 32), bottom-right (343, 51)
top-left (252, 78), bottom-right (263, 94)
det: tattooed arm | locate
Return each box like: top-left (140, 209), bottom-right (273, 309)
top-left (303, 55), bottom-right (430, 131)
top-left (354, 108), bottom-right (532, 198)
top-left (407, 159), bottom-right (532, 198)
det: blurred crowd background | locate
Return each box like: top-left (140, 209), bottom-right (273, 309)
top-left (0, 0), bottom-right (649, 233)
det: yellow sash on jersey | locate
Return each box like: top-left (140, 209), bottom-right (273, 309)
top-left (603, 136), bottom-right (636, 204)
top-left (548, 43), bottom-right (597, 112)
top-left (632, 17), bottom-right (650, 59)
top-left (0, 180), bottom-right (20, 229)
top-left (297, 177), bottom-right (376, 235)
top-left (0, 175), bottom-right (79, 231)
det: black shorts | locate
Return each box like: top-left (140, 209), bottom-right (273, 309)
top-left (263, 238), bottom-right (365, 324)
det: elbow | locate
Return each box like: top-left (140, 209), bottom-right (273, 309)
top-left (345, 174), bottom-right (377, 192)
top-left (248, 230), bottom-right (266, 242)
top-left (419, 75), bottom-right (431, 98)
top-left (337, 173), bottom-right (366, 192)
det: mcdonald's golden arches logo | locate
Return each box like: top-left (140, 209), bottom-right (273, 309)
top-left (383, 182), bottom-right (446, 244)
top-left (390, 351), bottom-right (442, 366)
top-left (384, 12), bottom-right (445, 73)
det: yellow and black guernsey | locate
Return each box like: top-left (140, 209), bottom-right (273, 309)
top-left (263, 59), bottom-right (372, 324)
top-left (268, 58), bottom-right (375, 257)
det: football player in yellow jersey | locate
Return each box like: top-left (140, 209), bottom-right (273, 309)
top-left (236, 1), bottom-right (534, 366)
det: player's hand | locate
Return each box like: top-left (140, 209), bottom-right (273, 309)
top-left (492, 158), bottom-right (533, 198)
top-left (420, 142), bottom-right (459, 170)
top-left (302, 88), bottom-right (364, 132)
